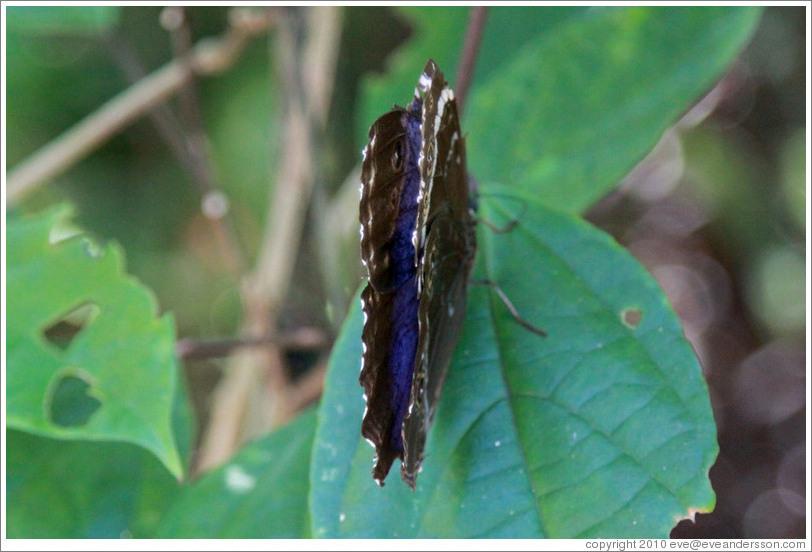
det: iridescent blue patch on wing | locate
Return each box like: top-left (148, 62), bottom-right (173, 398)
top-left (359, 60), bottom-right (475, 489)
top-left (385, 108), bottom-right (422, 454)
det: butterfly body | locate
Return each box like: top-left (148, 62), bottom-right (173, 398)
top-left (359, 60), bottom-right (475, 489)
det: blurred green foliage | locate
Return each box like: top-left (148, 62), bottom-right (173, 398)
top-left (6, 6), bottom-right (120, 33)
top-left (6, 4), bottom-right (795, 540)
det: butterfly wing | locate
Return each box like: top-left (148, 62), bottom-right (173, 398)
top-left (359, 101), bottom-right (428, 485)
top-left (401, 60), bottom-right (476, 489)
top-left (359, 110), bottom-right (408, 292)
top-left (359, 108), bottom-right (413, 483)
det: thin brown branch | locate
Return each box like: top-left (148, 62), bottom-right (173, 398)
top-left (247, 6), bottom-right (343, 314)
top-left (162, 6), bottom-right (212, 195)
top-left (455, 6), bottom-right (488, 116)
top-left (280, 361), bottom-right (328, 422)
top-left (102, 31), bottom-right (194, 174)
top-left (176, 327), bottom-right (329, 360)
top-left (161, 6), bottom-right (247, 275)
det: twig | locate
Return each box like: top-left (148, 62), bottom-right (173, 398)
top-left (282, 361), bottom-right (328, 421)
top-left (246, 9), bottom-right (314, 317)
top-left (161, 6), bottom-right (247, 275)
top-left (248, 6), bottom-right (342, 314)
top-left (176, 327), bottom-right (329, 360)
top-left (6, 7), bottom-right (274, 207)
top-left (102, 31), bottom-right (194, 175)
top-left (162, 6), bottom-right (213, 197)
top-left (455, 6), bottom-right (488, 115)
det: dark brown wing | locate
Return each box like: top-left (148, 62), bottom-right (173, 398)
top-left (359, 104), bottom-right (424, 485)
top-left (359, 109), bottom-right (408, 293)
top-left (359, 282), bottom-right (401, 481)
top-left (401, 60), bottom-right (476, 489)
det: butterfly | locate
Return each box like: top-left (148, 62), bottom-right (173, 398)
top-left (358, 59), bottom-right (475, 489)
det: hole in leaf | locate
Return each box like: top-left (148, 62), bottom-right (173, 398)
top-left (50, 374), bottom-right (102, 428)
top-left (42, 302), bottom-right (99, 351)
top-left (621, 308), bottom-right (643, 329)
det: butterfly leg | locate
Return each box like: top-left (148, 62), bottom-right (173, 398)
top-left (474, 215), bottom-right (517, 234)
top-left (470, 279), bottom-right (547, 337)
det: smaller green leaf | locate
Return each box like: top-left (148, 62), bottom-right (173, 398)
top-left (154, 410), bottom-right (317, 538)
top-left (7, 205), bottom-right (183, 479)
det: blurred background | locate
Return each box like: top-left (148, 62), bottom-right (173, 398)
top-left (5, 6), bottom-right (807, 538)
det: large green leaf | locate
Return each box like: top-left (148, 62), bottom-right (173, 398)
top-left (6, 206), bottom-right (183, 479)
top-left (153, 410), bottom-right (317, 538)
top-left (465, 7), bottom-right (762, 213)
top-left (309, 191), bottom-right (717, 538)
